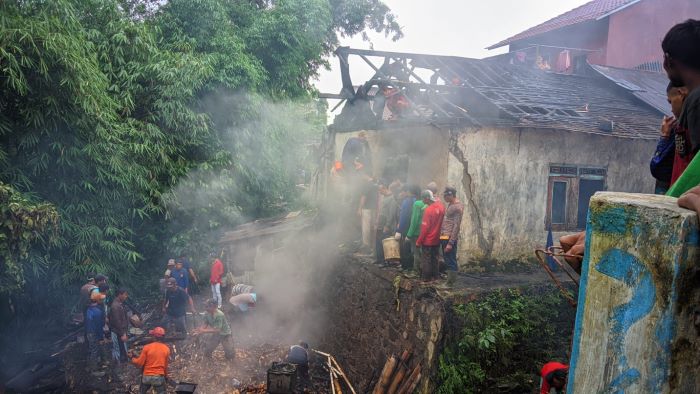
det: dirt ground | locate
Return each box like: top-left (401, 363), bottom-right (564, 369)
top-left (62, 294), bottom-right (337, 394)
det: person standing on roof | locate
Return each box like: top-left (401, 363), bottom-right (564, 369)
top-left (539, 362), bottom-right (568, 394)
top-left (130, 327), bottom-right (170, 394)
top-left (440, 186), bottom-right (464, 287)
top-left (416, 188), bottom-right (445, 282)
top-left (210, 254), bottom-right (225, 309)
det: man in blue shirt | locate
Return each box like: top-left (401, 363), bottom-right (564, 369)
top-left (162, 278), bottom-right (189, 337)
top-left (170, 261), bottom-right (189, 293)
top-left (395, 185), bottom-right (419, 270)
top-left (86, 292), bottom-right (107, 376)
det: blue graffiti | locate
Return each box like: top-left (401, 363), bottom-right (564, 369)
top-left (595, 249), bottom-right (656, 393)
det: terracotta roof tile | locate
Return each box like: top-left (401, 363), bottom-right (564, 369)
top-left (487, 0), bottom-right (640, 49)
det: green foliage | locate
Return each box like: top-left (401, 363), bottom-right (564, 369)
top-left (0, 0), bottom-right (400, 318)
top-left (0, 183), bottom-right (58, 293)
top-left (437, 289), bottom-right (570, 394)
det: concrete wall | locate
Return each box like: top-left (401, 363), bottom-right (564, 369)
top-left (606, 0), bottom-right (700, 69)
top-left (447, 127), bottom-right (656, 263)
top-left (334, 126), bottom-right (450, 190)
top-left (568, 192), bottom-right (700, 393)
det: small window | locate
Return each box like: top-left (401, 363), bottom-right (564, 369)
top-left (551, 181), bottom-right (567, 224)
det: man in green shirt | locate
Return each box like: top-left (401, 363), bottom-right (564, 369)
top-left (194, 299), bottom-right (235, 360)
top-left (405, 187), bottom-right (427, 277)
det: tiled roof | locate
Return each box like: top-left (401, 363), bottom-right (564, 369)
top-left (487, 0), bottom-right (641, 49)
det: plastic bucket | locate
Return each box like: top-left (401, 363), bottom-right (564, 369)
top-left (382, 237), bottom-right (401, 261)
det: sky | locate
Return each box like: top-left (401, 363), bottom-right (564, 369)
top-left (314, 0), bottom-right (592, 121)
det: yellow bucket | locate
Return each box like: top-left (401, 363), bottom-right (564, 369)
top-left (382, 237), bottom-right (401, 261)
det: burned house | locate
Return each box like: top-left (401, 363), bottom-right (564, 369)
top-left (325, 47), bottom-right (669, 264)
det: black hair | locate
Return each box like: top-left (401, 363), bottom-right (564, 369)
top-left (98, 283), bottom-right (110, 293)
top-left (115, 288), bottom-right (128, 296)
top-left (300, 341), bottom-right (309, 349)
top-left (87, 272), bottom-right (96, 281)
top-left (546, 369), bottom-right (568, 383)
top-left (95, 274), bottom-right (107, 283)
top-left (662, 19), bottom-right (700, 70)
top-left (205, 299), bottom-right (218, 307)
top-left (409, 184), bottom-right (421, 197)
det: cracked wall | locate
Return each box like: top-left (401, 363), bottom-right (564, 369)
top-left (446, 127), bottom-right (655, 264)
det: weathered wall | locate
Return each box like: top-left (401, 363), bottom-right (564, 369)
top-left (568, 192), bottom-right (700, 393)
top-left (334, 126), bottom-right (450, 190)
top-left (447, 127), bottom-right (656, 264)
top-left (319, 257), bottom-right (446, 393)
top-left (606, 0), bottom-right (700, 69)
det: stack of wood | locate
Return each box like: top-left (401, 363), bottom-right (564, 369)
top-left (371, 350), bottom-right (421, 394)
top-left (312, 349), bottom-right (357, 394)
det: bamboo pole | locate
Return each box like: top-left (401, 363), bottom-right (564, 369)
top-left (329, 356), bottom-right (336, 394)
top-left (330, 356), bottom-right (357, 394)
top-left (405, 373), bottom-right (421, 394)
top-left (386, 365), bottom-right (407, 394)
top-left (396, 364), bottom-right (421, 394)
top-left (373, 355), bottom-right (397, 394)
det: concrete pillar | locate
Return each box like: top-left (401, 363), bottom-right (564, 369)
top-left (568, 192), bottom-right (700, 393)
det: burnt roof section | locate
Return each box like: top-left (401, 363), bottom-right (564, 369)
top-left (487, 0), bottom-right (641, 50)
top-left (219, 211), bottom-right (315, 244)
top-left (331, 47), bottom-right (661, 140)
top-left (589, 64), bottom-right (671, 115)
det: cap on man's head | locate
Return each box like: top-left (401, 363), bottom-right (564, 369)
top-left (167, 260), bottom-right (175, 267)
top-left (421, 190), bottom-right (436, 202)
top-left (167, 277), bottom-right (177, 286)
top-left (149, 327), bottom-right (166, 337)
top-left (443, 186), bottom-right (457, 197)
top-left (95, 274), bottom-right (108, 283)
top-left (426, 182), bottom-right (438, 193)
top-left (205, 299), bottom-right (218, 307)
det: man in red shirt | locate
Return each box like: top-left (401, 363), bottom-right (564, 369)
top-left (539, 361), bottom-right (568, 394)
top-left (210, 254), bottom-right (225, 309)
top-left (416, 190), bottom-right (445, 281)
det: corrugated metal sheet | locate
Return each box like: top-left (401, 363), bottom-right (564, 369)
top-left (590, 64), bottom-right (671, 115)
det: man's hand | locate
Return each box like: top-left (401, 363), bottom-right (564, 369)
top-left (120, 334), bottom-right (127, 342)
top-left (394, 232), bottom-right (401, 240)
top-left (444, 243), bottom-right (453, 253)
top-left (661, 115), bottom-right (675, 138)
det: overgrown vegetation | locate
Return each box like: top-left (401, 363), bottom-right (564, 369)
top-left (0, 0), bottom-right (401, 320)
top-left (437, 288), bottom-right (573, 394)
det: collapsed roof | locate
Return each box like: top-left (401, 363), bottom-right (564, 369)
top-left (330, 47), bottom-right (663, 140)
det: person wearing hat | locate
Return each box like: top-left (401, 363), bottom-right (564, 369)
top-left (539, 361), bottom-right (568, 394)
top-left (131, 327), bottom-right (170, 394)
top-left (440, 186), bottom-right (464, 287)
top-left (194, 299), bottom-right (235, 360)
top-left (86, 291), bottom-right (108, 376)
top-left (162, 278), bottom-right (189, 337)
top-left (164, 259), bottom-right (175, 277)
top-left (416, 189), bottom-right (445, 281)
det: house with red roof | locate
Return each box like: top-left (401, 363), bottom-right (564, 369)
top-left (488, 0), bottom-right (700, 72)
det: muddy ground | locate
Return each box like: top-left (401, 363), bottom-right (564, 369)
top-left (61, 295), bottom-right (337, 394)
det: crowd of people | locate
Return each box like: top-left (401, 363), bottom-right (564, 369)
top-left (76, 253), bottom-right (276, 392)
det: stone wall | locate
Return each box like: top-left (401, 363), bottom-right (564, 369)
top-left (319, 257), bottom-right (446, 393)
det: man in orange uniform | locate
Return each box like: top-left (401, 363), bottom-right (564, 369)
top-left (539, 361), bottom-right (568, 394)
top-left (210, 254), bottom-right (225, 309)
top-left (131, 327), bottom-right (171, 394)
